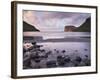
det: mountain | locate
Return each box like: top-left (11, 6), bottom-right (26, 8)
top-left (64, 17), bottom-right (91, 32)
top-left (23, 21), bottom-right (40, 32)
top-left (74, 17), bottom-right (91, 32)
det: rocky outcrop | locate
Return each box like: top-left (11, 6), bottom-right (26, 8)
top-left (64, 25), bottom-right (76, 32)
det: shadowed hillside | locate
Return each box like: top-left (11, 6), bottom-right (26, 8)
top-left (74, 17), bottom-right (91, 32)
top-left (23, 21), bottom-right (40, 32)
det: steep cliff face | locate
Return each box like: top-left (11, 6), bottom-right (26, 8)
top-left (64, 26), bottom-right (76, 32)
top-left (74, 17), bottom-right (91, 32)
top-left (23, 21), bottom-right (40, 32)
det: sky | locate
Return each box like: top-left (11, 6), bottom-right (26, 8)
top-left (23, 10), bottom-right (90, 32)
